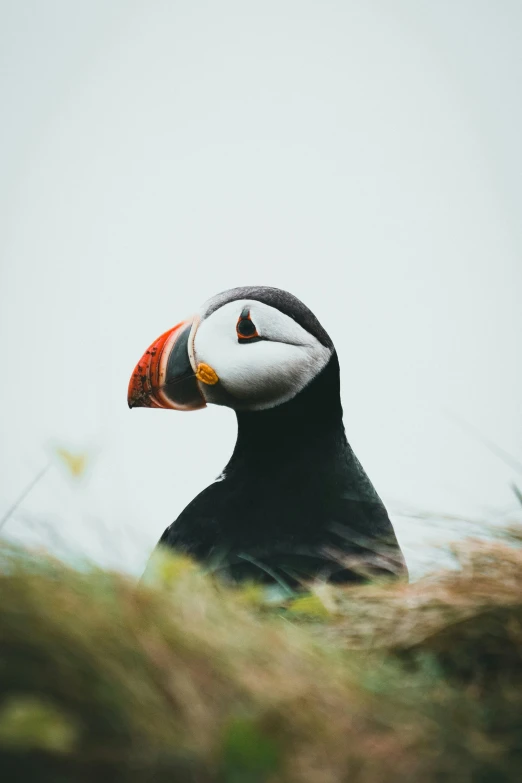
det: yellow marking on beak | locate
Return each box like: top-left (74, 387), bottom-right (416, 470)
top-left (196, 362), bottom-right (219, 385)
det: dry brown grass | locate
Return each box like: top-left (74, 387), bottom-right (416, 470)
top-left (1, 535), bottom-right (522, 782)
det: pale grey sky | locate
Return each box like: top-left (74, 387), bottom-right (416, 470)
top-left (1, 1), bottom-right (521, 575)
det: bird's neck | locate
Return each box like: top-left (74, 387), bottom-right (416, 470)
top-left (226, 353), bottom-right (349, 477)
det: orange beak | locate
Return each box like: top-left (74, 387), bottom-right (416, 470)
top-left (127, 317), bottom-right (206, 411)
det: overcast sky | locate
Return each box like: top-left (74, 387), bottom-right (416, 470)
top-left (1, 1), bottom-right (521, 576)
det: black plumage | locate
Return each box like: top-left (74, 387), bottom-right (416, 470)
top-left (159, 350), bottom-right (407, 587)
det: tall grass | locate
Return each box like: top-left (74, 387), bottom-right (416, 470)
top-left (1, 529), bottom-right (522, 782)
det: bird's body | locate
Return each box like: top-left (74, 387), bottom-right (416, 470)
top-left (129, 286), bottom-right (407, 586)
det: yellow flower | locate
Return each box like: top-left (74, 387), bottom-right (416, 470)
top-left (55, 448), bottom-right (88, 478)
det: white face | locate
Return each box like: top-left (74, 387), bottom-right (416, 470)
top-left (192, 299), bottom-right (332, 411)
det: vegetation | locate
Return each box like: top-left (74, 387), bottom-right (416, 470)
top-left (1, 529), bottom-right (522, 782)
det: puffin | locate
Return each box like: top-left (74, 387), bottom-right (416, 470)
top-left (128, 286), bottom-right (407, 589)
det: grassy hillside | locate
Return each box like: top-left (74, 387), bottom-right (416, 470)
top-left (1, 531), bottom-right (522, 782)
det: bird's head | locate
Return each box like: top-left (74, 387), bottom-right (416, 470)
top-left (128, 286), bottom-right (334, 413)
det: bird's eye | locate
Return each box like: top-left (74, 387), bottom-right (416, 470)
top-left (237, 318), bottom-right (256, 337)
top-left (236, 308), bottom-right (261, 342)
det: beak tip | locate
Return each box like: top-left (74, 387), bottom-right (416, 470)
top-left (127, 386), bottom-right (143, 410)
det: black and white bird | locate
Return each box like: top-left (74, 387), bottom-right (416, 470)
top-left (128, 286), bottom-right (407, 588)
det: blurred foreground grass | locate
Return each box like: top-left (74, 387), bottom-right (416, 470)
top-left (1, 531), bottom-right (522, 782)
